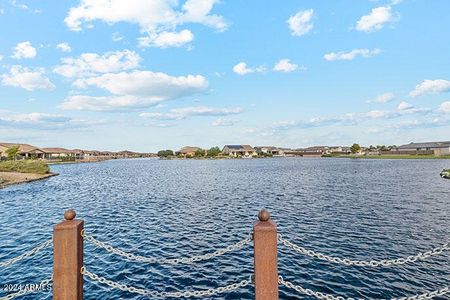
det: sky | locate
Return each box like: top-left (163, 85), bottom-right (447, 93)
top-left (0, 0), bottom-right (449, 152)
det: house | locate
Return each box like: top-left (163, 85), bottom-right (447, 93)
top-left (176, 146), bottom-right (203, 157)
top-left (254, 146), bottom-right (285, 156)
top-left (396, 141), bottom-right (450, 156)
top-left (300, 146), bottom-right (329, 157)
top-left (0, 142), bottom-right (45, 159)
top-left (41, 148), bottom-right (77, 159)
top-left (222, 145), bottom-right (257, 157)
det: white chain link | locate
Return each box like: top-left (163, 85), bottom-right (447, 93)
top-left (279, 276), bottom-right (449, 300)
top-left (0, 278), bottom-right (52, 300)
top-left (82, 267), bottom-right (251, 298)
top-left (82, 230), bottom-right (252, 265)
top-left (278, 235), bottom-right (450, 267)
top-left (0, 239), bottom-right (52, 268)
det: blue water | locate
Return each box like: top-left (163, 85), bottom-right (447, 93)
top-left (0, 158), bottom-right (449, 299)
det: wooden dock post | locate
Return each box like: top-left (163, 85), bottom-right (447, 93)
top-left (53, 209), bottom-right (84, 300)
top-left (253, 209), bottom-right (279, 300)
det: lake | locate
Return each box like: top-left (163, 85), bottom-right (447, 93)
top-left (0, 158), bottom-right (449, 299)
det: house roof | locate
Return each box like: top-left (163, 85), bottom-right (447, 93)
top-left (0, 142), bottom-right (43, 153)
top-left (223, 145), bottom-right (255, 151)
top-left (41, 147), bottom-right (74, 154)
top-left (398, 141), bottom-right (450, 149)
top-left (178, 146), bottom-right (202, 154)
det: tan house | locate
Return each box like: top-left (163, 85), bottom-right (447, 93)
top-left (396, 141), bottom-right (450, 156)
top-left (0, 142), bottom-right (45, 159)
top-left (41, 148), bottom-right (76, 159)
top-left (254, 146), bottom-right (285, 156)
top-left (176, 146), bottom-right (203, 157)
top-left (222, 145), bottom-right (257, 157)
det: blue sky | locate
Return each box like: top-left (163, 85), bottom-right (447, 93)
top-left (1, 0), bottom-right (449, 152)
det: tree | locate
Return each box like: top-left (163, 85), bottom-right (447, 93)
top-left (350, 143), bottom-right (361, 154)
top-left (157, 150), bottom-right (174, 157)
top-left (194, 149), bottom-right (206, 157)
top-left (207, 146), bottom-right (221, 157)
top-left (6, 145), bottom-right (20, 160)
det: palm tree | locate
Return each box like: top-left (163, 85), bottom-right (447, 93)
top-left (6, 145), bottom-right (20, 160)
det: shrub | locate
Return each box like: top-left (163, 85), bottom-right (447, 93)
top-left (0, 160), bottom-right (50, 174)
top-left (157, 150), bottom-right (174, 157)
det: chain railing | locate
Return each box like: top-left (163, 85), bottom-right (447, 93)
top-left (278, 276), bottom-right (449, 300)
top-left (2, 209), bottom-right (449, 300)
top-left (0, 239), bottom-right (52, 268)
top-left (82, 230), bottom-right (252, 265)
top-left (81, 267), bottom-right (252, 298)
top-left (278, 234), bottom-right (450, 267)
top-left (0, 277), bottom-right (52, 300)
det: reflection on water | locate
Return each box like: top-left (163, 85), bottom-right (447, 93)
top-left (1, 158), bottom-right (449, 299)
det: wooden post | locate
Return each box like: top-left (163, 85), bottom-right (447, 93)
top-left (53, 209), bottom-right (84, 300)
top-left (253, 209), bottom-right (278, 300)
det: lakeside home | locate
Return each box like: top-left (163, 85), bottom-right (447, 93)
top-left (176, 146), bottom-right (203, 157)
top-left (254, 146), bottom-right (285, 156)
top-left (222, 145), bottom-right (257, 157)
top-left (42, 147), bottom-right (78, 159)
top-left (394, 141), bottom-right (450, 156)
top-left (0, 142), bottom-right (46, 159)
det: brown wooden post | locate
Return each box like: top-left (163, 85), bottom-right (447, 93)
top-left (253, 209), bottom-right (278, 300)
top-left (53, 209), bottom-right (84, 300)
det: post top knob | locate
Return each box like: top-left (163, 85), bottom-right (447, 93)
top-left (64, 209), bottom-right (76, 220)
top-left (258, 209), bottom-right (270, 221)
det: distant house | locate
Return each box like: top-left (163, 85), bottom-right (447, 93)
top-left (300, 146), bottom-right (329, 157)
top-left (41, 148), bottom-right (76, 159)
top-left (176, 146), bottom-right (202, 157)
top-left (0, 142), bottom-right (45, 159)
top-left (396, 141), bottom-right (450, 156)
top-left (222, 145), bottom-right (257, 157)
top-left (254, 146), bottom-right (285, 156)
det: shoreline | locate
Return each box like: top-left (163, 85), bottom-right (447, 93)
top-left (0, 172), bottom-right (58, 189)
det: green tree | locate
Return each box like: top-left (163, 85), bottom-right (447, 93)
top-left (206, 146), bottom-right (221, 157)
top-left (157, 150), bottom-right (174, 157)
top-left (350, 143), bottom-right (361, 154)
top-left (194, 149), bottom-right (206, 157)
top-left (6, 145), bottom-right (20, 160)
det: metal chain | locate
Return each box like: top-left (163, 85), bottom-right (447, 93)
top-left (278, 235), bottom-right (450, 267)
top-left (0, 278), bottom-right (52, 300)
top-left (82, 230), bottom-right (252, 265)
top-left (0, 239), bottom-right (52, 268)
top-left (279, 276), bottom-right (449, 300)
top-left (82, 267), bottom-right (251, 298)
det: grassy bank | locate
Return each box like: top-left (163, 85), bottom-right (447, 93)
top-left (339, 155), bottom-right (450, 159)
top-left (0, 160), bottom-right (50, 174)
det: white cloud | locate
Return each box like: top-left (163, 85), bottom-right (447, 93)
top-left (409, 79), bottom-right (450, 97)
top-left (12, 41), bottom-right (36, 59)
top-left (439, 101), bottom-right (450, 113)
top-left (287, 9), bottom-right (314, 36)
top-left (324, 48), bottom-right (381, 61)
top-left (212, 118), bottom-right (237, 126)
top-left (2, 66), bottom-right (55, 91)
top-left (0, 111), bottom-right (103, 130)
top-left (273, 59), bottom-right (299, 73)
top-left (140, 106), bottom-right (243, 120)
top-left (0, 54), bottom-right (3, 61)
top-left (138, 29), bottom-right (194, 48)
top-left (367, 92), bottom-right (394, 103)
top-left (232, 62), bottom-right (265, 75)
top-left (65, 0), bottom-right (227, 48)
top-left (397, 101), bottom-right (413, 110)
top-left (112, 32), bottom-right (124, 42)
top-left (356, 6), bottom-right (395, 32)
top-left (53, 50), bottom-right (140, 78)
top-left (62, 71), bottom-right (208, 111)
top-left (56, 42), bottom-right (72, 52)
